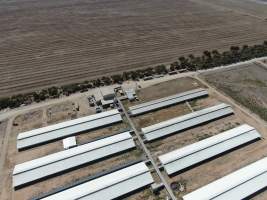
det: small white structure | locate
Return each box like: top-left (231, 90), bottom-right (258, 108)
top-left (101, 99), bottom-right (114, 109)
top-left (63, 137), bottom-right (77, 149)
top-left (125, 88), bottom-right (136, 101)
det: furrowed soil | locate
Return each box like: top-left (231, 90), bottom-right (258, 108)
top-left (1, 0), bottom-right (267, 97)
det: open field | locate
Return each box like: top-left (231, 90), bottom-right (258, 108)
top-left (125, 76), bottom-right (267, 199)
top-left (1, 0), bottom-right (267, 97)
top-left (202, 62), bottom-right (267, 121)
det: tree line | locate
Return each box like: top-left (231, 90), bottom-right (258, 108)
top-left (0, 41), bottom-right (267, 110)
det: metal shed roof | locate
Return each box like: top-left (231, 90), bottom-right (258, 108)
top-left (142, 103), bottom-right (233, 141)
top-left (13, 131), bottom-right (135, 188)
top-left (17, 109), bottom-right (122, 150)
top-left (129, 88), bottom-right (208, 116)
top-left (183, 157), bottom-right (267, 200)
top-left (159, 124), bottom-right (261, 175)
top-left (40, 161), bottom-right (154, 200)
top-left (63, 136), bottom-right (77, 149)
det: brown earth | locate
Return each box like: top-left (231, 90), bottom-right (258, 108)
top-left (202, 63), bottom-right (267, 121)
top-left (1, 0), bottom-right (267, 97)
top-left (0, 120), bottom-right (8, 152)
top-left (123, 77), bottom-right (204, 109)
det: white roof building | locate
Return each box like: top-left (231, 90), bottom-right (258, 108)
top-left (129, 88), bottom-right (208, 116)
top-left (63, 137), bottom-right (77, 149)
top-left (13, 131), bottom-right (135, 189)
top-left (125, 88), bottom-right (136, 101)
top-left (183, 157), bottom-right (267, 200)
top-left (159, 124), bottom-right (261, 175)
top-left (39, 162), bottom-right (154, 200)
top-left (142, 103), bottom-right (233, 141)
top-left (17, 109), bottom-right (122, 150)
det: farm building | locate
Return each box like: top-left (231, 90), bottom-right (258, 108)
top-left (13, 131), bottom-right (135, 188)
top-left (159, 124), bottom-right (261, 175)
top-left (62, 136), bottom-right (77, 149)
top-left (36, 161), bottom-right (154, 200)
top-left (183, 157), bottom-right (267, 200)
top-left (125, 88), bottom-right (137, 101)
top-left (128, 88), bottom-right (208, 116)
top-left (142, 103), bottom-right (234, 141)
top-left (17, 109), bottom-right (122, 150)
top-left (100, 87), bottom-right (116, 101)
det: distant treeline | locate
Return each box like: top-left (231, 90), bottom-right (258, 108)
top-left (0, 41), bottom-right (267, 110)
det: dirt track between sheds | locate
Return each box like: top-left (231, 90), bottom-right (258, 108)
top-left (1, 0), bottom-right (267, 97)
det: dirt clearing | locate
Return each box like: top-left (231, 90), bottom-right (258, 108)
top-left (202, 63), bottom-right (267, 121)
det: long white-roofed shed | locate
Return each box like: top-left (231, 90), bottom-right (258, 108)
top-left (142, 103), bottom-right (233, 141)
top-left (129, 88), bottom-right (208, 116)
top-left (17, 109), bottom-right (122, 150)
top-left (39, 162), bottom-right (154, 200)
top-left (13, 131), bottom-right (135, 189)
top-left (159, 124), bottom-right (261, 175)
top-left (183, 157), bottom-right (267, 200)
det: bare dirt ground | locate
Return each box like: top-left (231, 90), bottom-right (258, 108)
top-left (46, 98), bottom-right (95, 125)
top-left (133, 103), bottom-right (191, 130)
top-left (0, 120), bottom-right (8, 152)
top-left (123, 77), bottom-right (204, 109)
top-left (46, 101), bottom-right (77, 124)
top-left (126, 76), bottom-right (267, 199)
top-left (1, 0), bottom-right (267, 97)
top-left (202, 63), bottom-right (267, 122)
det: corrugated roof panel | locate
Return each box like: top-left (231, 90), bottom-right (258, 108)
top-left (183, 157), bottom-right (267, 200)
top-left (17, 109), bottom-right (122, 150)
top-left (159, 124), bottom-right (261, 175)
top-left (40, 162), bottom-right (154, 200)
top-left (13, 131), bottom-right (135, 188)
top-left (142, 103), bottom-right (233, 141)
top-left (129, 88), bottom-right (208, 116)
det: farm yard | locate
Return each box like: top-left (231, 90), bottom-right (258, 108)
top-left (0, 105), bottom-right (146, 200)
top-left (1, 0), bottom-right (267, 97)
top-left (1, 0), bottom-right (267, 197)
top-left (125, 76), bottom-right (267, 199)
top-left (0, 88), bottom-right (171, 200)
top-left (0, 74), bottom-right (267, 199)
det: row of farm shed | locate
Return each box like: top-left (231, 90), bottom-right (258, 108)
top-left (128, 88), bottom-right (267, 199)
top-left (12, 87), bottom-right (267, 200)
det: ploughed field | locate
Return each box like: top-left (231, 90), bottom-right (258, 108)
top-left (1, 0), bottom-right (267, 97)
